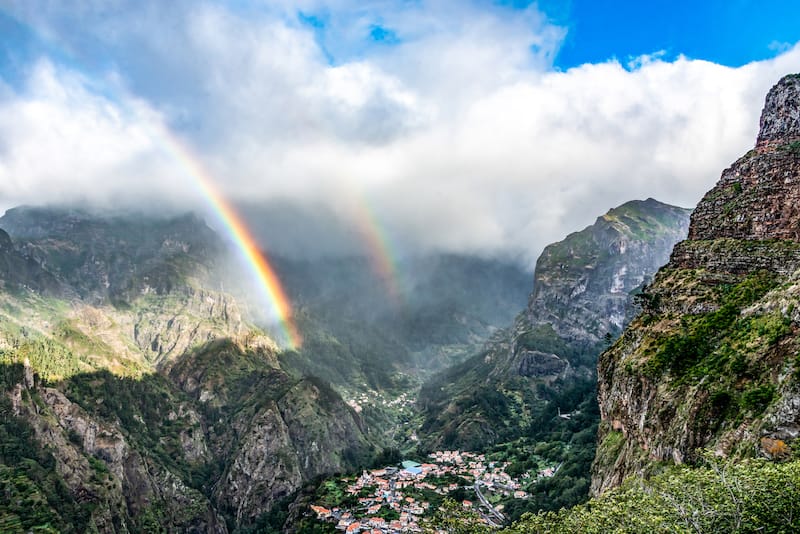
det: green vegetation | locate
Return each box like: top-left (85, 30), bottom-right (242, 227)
top-left (504, 457), bottom-right (800, 534)
top-left (64, 369), bottom-right (205, 484)
top-left (647, 271), bottom-right (781, 378)
top-left (0, 396), bottom-right (94, 533)
top-left (633, 271), bottom-right (793, 437)
top-left (778, 140), bottom-right (800, 154)
top-left (422, 499), bottom-right (486, 533)
top-left (517, 325), bottom-right (599, 367)
top-left (418, 458), bottom-right (800, 533)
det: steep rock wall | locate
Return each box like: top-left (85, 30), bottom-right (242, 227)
top-left (593, 74), bottom-right (800, 496)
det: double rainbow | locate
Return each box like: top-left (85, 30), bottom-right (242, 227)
top-left (0, 9), bottom-right (406, 348)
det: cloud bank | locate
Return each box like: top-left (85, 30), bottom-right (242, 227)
top-left (1, 1), bottom-right (800, 265)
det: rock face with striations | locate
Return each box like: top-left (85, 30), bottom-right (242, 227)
top-left (527, 199), bottom-right (692, 348)
top-left (417, 199), bottom-right (690, 451)
top-left (593, 74), bottom-right (800, 496)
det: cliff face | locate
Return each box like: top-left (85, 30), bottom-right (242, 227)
top-left (417, 199), bottom-right (690, 451)
top-left (593, 74), bottom-right (800, 496)
top-left (0, 228), bottom-right (68, 297)
top-left (0, 208), bottom-right (221, 304)
top-left (526, 199), bottom-right (692, 352)
top-left (0, 209), bottom-right (371, 532)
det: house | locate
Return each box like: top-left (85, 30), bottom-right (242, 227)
top-left (310, 505), bottom-right (332, 519)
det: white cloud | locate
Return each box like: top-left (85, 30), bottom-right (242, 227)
top-left (1, 2), bottom-right (800, 265)
top-left (0, 61), bottom-right (185, 210)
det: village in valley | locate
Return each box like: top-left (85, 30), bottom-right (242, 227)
top-left (309, 450), bottom-right (560, 532)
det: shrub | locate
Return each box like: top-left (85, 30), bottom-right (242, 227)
top-left (502, 457), bottom-right (800, 534)
top-left (741, 384), bottom-right (775, 414)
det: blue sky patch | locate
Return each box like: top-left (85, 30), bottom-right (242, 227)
top-left (536, 0), bottom-right (800, 69)
top-left (369, 24), bottom-right (400, 45)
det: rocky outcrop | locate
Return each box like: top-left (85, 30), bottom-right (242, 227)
top-left (132, 287), bottom-right (245, 366)
top-left (479, 199), bottom-right (690, 383)
top-left (277, 378), bottom-right (368, 478)
top-left (593, 74), bottom-right (800, 496)
top-left (517, 350), bottom-right (569, 378)
top-left (218, 402), bottom-right (303, 524)
top-left (417, 199), bottom-right (690, 451)
top-left (161, 339), bottom-right (372, 526)
top-left (756, 74), bottom-right (800, 146)
top-left (8, 367), bottom-right (227, 533)
top-left (525, 198), bottom-right (691, 354)
top-left (214, 376), bottom-right (370, 523)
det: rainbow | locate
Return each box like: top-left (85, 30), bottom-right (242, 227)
top-left (0, 10), bottom-right (303, 348)
top-left (160, 134), bottom-right (302, 350)
top-left (351, 198), bottom-right (403, 303)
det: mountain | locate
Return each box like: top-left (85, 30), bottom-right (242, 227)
top-left (0, 207), bottom-right (223, 306)
top-left (593, 74), bottom-right (800, 495)
top-left (417, 198), bottom-right (691, 452)
top-left (0, 208), bottom-right (372, 533)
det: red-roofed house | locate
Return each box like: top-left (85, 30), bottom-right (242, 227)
top-left (310, 505), bottom-right (332, 519)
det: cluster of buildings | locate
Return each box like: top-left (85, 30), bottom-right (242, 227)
top-left (346, 391), bottom-right (414, 414)
top-left (309, 450), bottom-right (552, 532)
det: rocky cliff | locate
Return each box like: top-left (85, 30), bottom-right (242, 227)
top-left (0, 209), bottom-right (372, 532)
top-left (593, 74), bottom-right (800, 495)
top-left (0, 227), bottom-right (68, 297)
top-left (0, 207), bottom-right (221, 305)
top-left (528, 199), bottom-right (692, 349)
top-left (417, 199), bottom-right (690, 451)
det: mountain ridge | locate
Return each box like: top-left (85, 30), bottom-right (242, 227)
top-left (592, 73), bottom-right (800, 495)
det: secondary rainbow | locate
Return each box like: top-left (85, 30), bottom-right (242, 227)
top-left (352, 198), bottom-right (403, 303)
top-left (162, 134), bottom-right (302, 350)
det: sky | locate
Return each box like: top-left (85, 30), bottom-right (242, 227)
top-left (1, 0), bottom-right (800, 265)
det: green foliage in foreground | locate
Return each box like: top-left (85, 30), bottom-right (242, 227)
top-left (505, 456), bottom-right (800, 534)
top-left (423, 457), bottom-right (800, 533)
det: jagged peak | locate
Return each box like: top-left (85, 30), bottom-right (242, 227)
top-left (757, 73), bottom-right (800, 147)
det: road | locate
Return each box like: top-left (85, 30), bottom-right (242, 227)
top-left (473, 481), bottom-right (505, 527)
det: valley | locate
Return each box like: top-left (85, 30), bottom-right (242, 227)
top-left (2, 73), bottom-right (800, 534)
top-left (0, 196), bottom-right (688, 532)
